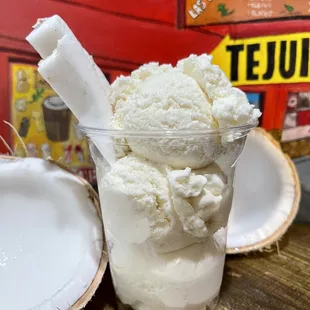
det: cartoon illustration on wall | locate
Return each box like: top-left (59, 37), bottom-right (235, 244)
top-left (16, 69), bottom-right (30, 93)
top-left (217, 4), bottom-right (234, 18)
top-left (32, 110), bottom-right (45, 133)
top-left (26, 143), bottom-right (37, 157)
top-left (63, 144), bottom-right (73, 163)
top-left (18, 117), bottom-right (30, 137)
top-left (282, 92), bottom-right (310, 142)
top-left (10, 63), bottom-right (95, 183)
top-left (15, 98), bottom-right (27, 112)
top-left (75, 145), bottom-right (84, 163)
top-left (42, 96), bottom-right (71, 141)
top-left (40, 143), bottom-right (51, 159)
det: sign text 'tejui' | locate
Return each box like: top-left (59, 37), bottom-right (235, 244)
top-left (211, 33), bottom-right (310, 86)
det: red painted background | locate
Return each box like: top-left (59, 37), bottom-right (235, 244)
top-left (1, 0), bottom-right (310, 154)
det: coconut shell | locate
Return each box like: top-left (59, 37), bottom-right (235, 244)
top-left (226, 128), bottom-right (301, 254)
top-left (0, 155), bottom-right (107, 310)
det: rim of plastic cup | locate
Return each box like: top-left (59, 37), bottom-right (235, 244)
top-left (76, 122), bottom-right (259, 138)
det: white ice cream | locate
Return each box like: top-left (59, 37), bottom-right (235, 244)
top-left (111, 69), bottom-right (215, 131)
top-left (101, 154), bottom-right (231, 252)
top-left (99, 154), bottom-right (232, 309)
top-left (110, 54), bottom-right (261, 168)
top-left (109, 235), bottom-right (225, 310)
top-left (98, 53), bottom-right (260, 309)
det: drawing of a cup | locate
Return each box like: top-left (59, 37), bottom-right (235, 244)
top-left (42, 96), bottom-right (71, 142)
top-left (32, 111), bottom-right (45, 132)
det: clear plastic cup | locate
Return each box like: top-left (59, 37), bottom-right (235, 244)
top-left (78, 123), bottom-right (257, 310)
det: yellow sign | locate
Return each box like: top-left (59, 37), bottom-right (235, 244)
top-left (211, 33), bottom-right (310, 86)
top-left (10, 63), bottom-right (96, 182)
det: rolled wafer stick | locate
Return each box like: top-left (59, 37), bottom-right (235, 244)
top-left (26, 15), bottom-right (73, 59)
top-left (26, 16), bottom-right (115, 165)
top-left (26, 15), bottom-right (110, 93)
top-left (39, 34), bottom-right (111, 125)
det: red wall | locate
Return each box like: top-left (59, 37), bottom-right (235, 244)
top-left (2, 0), bottom-right (310, 154)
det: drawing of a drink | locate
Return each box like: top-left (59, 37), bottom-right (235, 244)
top-left (42, 96), bottom-right (71, 141)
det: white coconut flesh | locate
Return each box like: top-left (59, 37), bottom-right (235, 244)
top-left (227, 128), bottom-right (300, 254)
top-left (0, 157), bottom-right (104, 310)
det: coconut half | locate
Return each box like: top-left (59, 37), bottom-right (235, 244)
top-left (0, 156), bottom-right (106, 310)
top-left (227, 128), bottom-right (301, 254)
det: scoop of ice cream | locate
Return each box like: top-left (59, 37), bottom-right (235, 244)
top-left (168, 166), bottom-right (231, 238)
top-left (177, 54), bottom-right (261, 127)
top-left (212, 88), bottom-right (262, 127)
top-left (110, 238), bottom-right (225, 310)
top-left (101, 154), bottom-right (197, 253)
top-left (176, 54), bottom-right (232, 101)
top-left (100, 154), bottom-right (231, 253)
top-left (110, 62), bottom-right (176, 116)
top-left (110, 54), bottom-right (261, 168)
top-left (112, 70), bottom-right (215, 131)
top-left (110, 63), bottom-right (220, 168)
